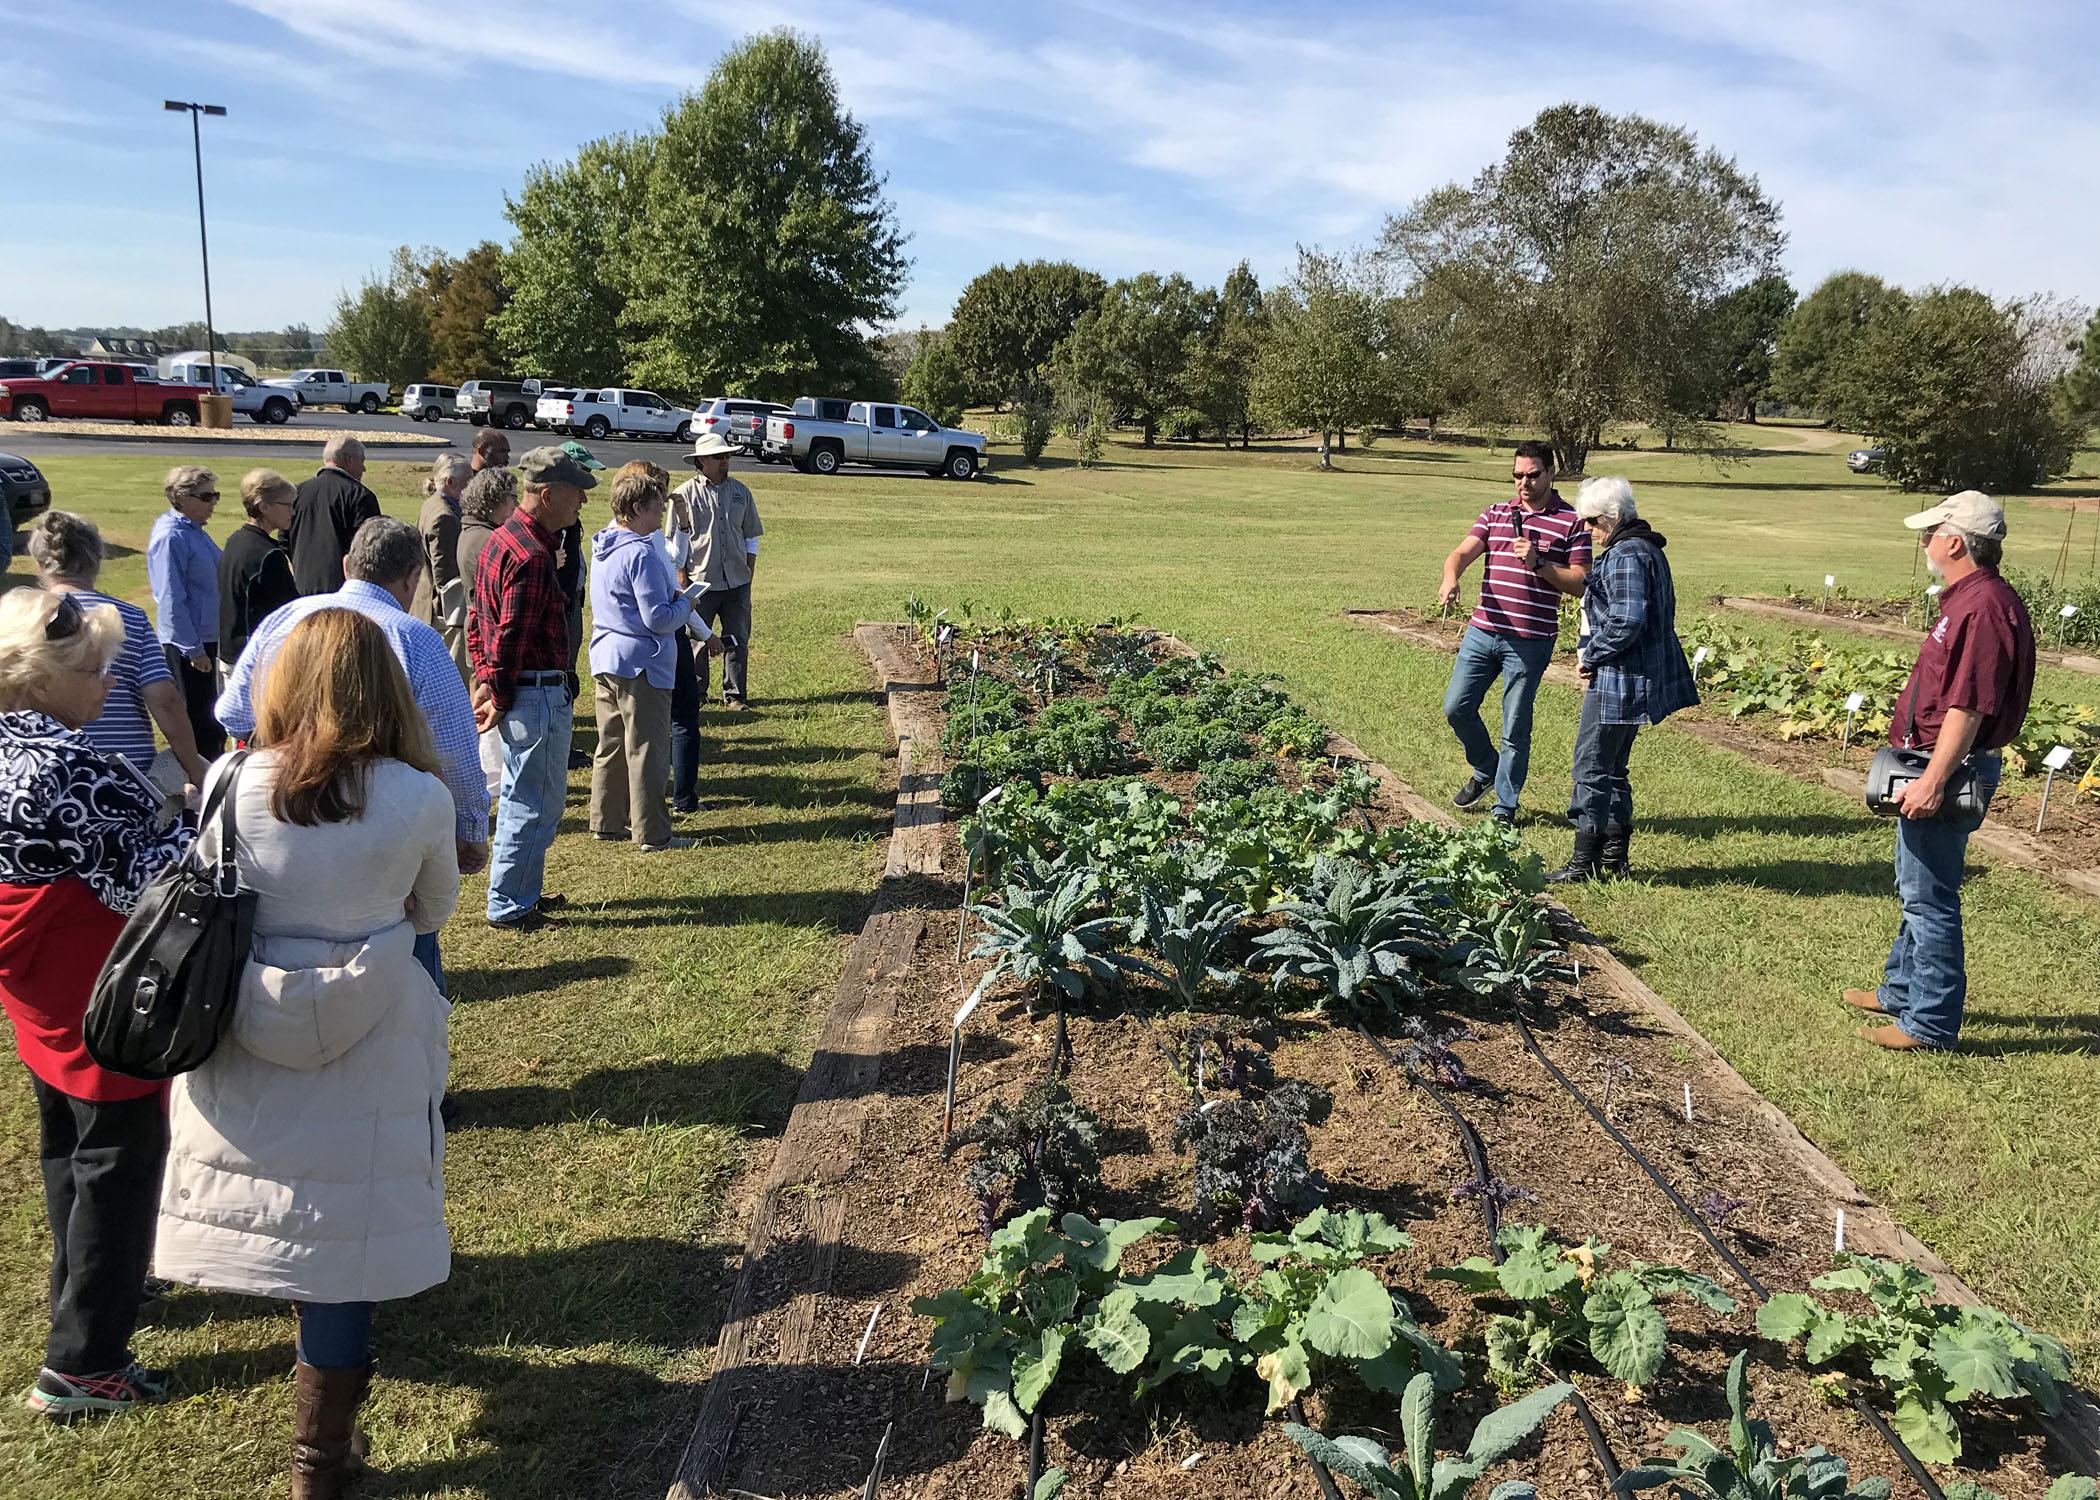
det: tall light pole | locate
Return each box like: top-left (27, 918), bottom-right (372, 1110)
top-left (163, 100), bottom-right (227, 392)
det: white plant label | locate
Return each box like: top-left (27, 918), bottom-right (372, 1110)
top-left (971, 649), bottom-right (980, 671)
top-left (1845, 692), bottom-right (1865, 713)
top-left (1834, 1208), bottom-right (1847, 1253)
top-left (2044, 744), bottom-right (2076, 771)
top-left (1825, 574), bottom-right (1836, 588)
top-left (2063, 604), bottom-right (2081, 619)
top-left (1692, 645), bottom-right (1710, 668)
top-left (1682, 1082), bottom-right (1694, 1124)
top-left (977, 784), bottom-right (1008, 810)
top-left (953, 974), bottom-right (992, 1031)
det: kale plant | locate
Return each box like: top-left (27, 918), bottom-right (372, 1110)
top-left (1260, 705), bottom-right (1329, 757)
top-left (1442, 903), bottom-right (1565, 1003)
top-left (1614, 1350), bottom-right (1895, 1500)
top-left (1172, 1079), bottom-right (1332, 1230)
top-left (1132, 886), bottom-right (1250, 1010)
top-left (1233, 1207), bottom-right (1463, 1412)
top-left (1254, 856), bottom-right (1441, 1017)
top-left (1400, 1016), bottom-right (1477, 1092)
top-left (1029, 698), bottom-right (1123, 778)
top-left (950, 1077), bottom-right (1103, 1236)
top-left (941, 729), bottom-right (1043, 808)
top-left (1286, 1370), bottom-right (1573, 1500)
top-left (1431, 1224), bottom-right (1736, 1390)
top-left (1140, 714), bottom-right (1250, 771)
top-left (966, 870), bottom-right (1148, 1069)
top-left (1166, 1017), bottom-right (1275, 1098)
top-left (1191, 671), bottom-right (1291, 732)
top-left (940, 679), bottom-right (1030, 753)
top-left (1193, 756), bottom-right (1281, 803)
top-left (1755, 1252), bottom-right (2073, 1464)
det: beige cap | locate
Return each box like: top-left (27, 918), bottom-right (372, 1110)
top-left (1903, 489), bottom-right (2004, 539)
top-left (517, 445), bottom-right (599, 490)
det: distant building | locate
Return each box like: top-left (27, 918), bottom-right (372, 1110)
top-left (160, 349), bottom-right (257, 379)
top-left (86, 336), bottom-right (167, 360)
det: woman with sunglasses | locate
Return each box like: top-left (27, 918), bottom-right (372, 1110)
top-left (147, 464), bottom-right (226, 759)
top-left (0, 589), bottom-right (194, 1419)
top-left (218, 468), bottom-right (302, 671)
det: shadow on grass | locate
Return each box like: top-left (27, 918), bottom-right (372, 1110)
top-left (447, 954), bottom-right (634, 1004)
top-left (1640, 813), bottom-right (1869, 839)
top-left (573, 887), bottom-right (877, 934)
top-left (450, 1053), bottom-right (804, 1134)
top-left (1637, 859), bottom-right (1897, 898)
top-left (696, 811), bottom-right (884, 849)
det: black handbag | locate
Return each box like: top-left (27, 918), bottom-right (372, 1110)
top-left (84, 753), bottom-right (257, 1080)
top-left (1864, 699), bottom-right (1988, 831)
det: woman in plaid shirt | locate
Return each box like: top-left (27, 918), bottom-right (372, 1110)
top-left (1551, 476), bottom-right (1698, 883)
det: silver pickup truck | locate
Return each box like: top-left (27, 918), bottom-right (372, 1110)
top-left (763, 397), bottom-right (987, 479)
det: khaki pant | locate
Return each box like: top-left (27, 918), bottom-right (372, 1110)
top-left (589, 672), bottom-right (673, 848)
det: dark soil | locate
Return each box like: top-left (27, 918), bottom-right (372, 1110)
top-left (723, 627), bottom-right (2071, 1500)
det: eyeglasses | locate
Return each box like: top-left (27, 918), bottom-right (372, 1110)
top-left (45, 592), bottom-right (83, 641)
top-left (1512, 469), bottom-right (1547, 484)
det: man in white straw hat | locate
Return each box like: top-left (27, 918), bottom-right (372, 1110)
top-left (1842, 490), bottom-right (2034, 1052)
top-left (667, 431), bottom-right (763, 722)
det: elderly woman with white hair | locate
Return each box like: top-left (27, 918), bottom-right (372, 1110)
top-left (411, 450), bottom-right (474, 683)
top-left (147, 463), bottom-right (226, 758)
top-left (0, 589), bottom-right (193, 1419)
top-left (1551, 476), bottom-right (1698, 884)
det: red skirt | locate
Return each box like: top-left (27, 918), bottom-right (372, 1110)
top-left (0, 879), bottom-right (164, 1103)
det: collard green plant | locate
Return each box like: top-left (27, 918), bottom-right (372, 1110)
top-left (1431, 1225), bottom-right (1736, 1390)
top-left (1286, 1370), bottom-right (1574, 1500)
top-left (1254, 856), bottom-right (1440, 1017)
top-left (912, 1208), bottom-right (1232, 1439)
top-left (1173, 1080), bottom-right (1332, 1231)
top-left (1614, 1351), bottom-right (1893, 1500)
top-left (1755, 1252), bottom-right (2072, 1464)
top-left (951, 1076), bottom-right (1103, 1236)
top-left (1230, 1207), bottom-right (1460, 1413)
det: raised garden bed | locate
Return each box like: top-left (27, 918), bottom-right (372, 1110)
top-left (1344, 607), bottom-right (2100, 903)
top-left (1715, 596), bottom-right (2100, 678)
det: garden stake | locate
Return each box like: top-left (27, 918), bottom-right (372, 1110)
top-left (861, 1420), bottom-right (893, 1500)
top-left (1690, 644), bottom-right (1708, 685)
top-left (2037, 745), bottom-right (2075, 831)
top-left (1834, 1208), bottom-right (1846, 1253)
top-left (854, 1303), bottom-right (882, 1366)
top-left (1822, 573), bottom-right (1835, 611)
top-left (1840, 691), bottom-right (1864, 753)
top-left (944, 977), bottom-right (990, 1141)
top-left (1682, 1082), bottom-right (1694, 1124)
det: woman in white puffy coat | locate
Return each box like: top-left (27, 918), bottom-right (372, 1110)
top-left (153, 607), bottom-right (459, 1500)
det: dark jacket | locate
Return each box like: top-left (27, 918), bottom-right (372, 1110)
top-left (217, 522), bottom-right (299, 668)
top-left (1577, 520), bottom-right (1698, 726)
top-left (288, 466), bottom-right (380, 596)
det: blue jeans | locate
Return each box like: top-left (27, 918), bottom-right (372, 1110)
top-left (669, 633), bottom-right (701, 812)
top-left (296, 1300), bottom-right (375, 1370)
top-left (1877, 755), bottom-right (2001, 1048)
top-left (487, 683), bottom-right (573, 922)
top-left (1570, 690), bottom-right (1639, 835)
top-left (412, 931), bottom-right (444, 997)
top-left (1443, 625), bottom-right (1556, 816)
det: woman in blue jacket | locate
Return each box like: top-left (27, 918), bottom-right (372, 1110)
top-left (1551, 476), bottom-right (1698, 883)
top-left (586, 463), bottom-right (720, 854)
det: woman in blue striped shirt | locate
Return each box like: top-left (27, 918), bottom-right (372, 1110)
top-left (146, 465), bottom-right (225, 759)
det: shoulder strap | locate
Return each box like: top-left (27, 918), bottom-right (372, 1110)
top-left (193, 751), bottom-right (249, 895)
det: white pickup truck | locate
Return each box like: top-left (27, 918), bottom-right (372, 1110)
top-left (763, 397), bottom-right (987, 479)
top-left (166, 363), bottom-right (300, 425)
top-left (550, 387), bottom-right (692, 443)
top-left (262, 368), bottom-right (390, 413)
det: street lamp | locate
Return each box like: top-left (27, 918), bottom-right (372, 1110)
top-left (163, 100), bottom-right (227, 393)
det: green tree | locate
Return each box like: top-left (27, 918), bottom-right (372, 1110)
top-left (1702, 272), bottom-right (1796, 421)
top-left (1183, 260), bottom-right (1265, 446)
top-left (901, 329), bottom-right (970, 425)
top-left (0, 317), bottom-right (72, 357)
top-left (1052, 271), bottom-right (1205, 445)
top-left (1383, 281), bottom-right (1491, 441)
top-left (496, 133), bottom-right (650, 385)
top-left (324, 246), bottom-right (432, 388)
top-left (1384, 103), bottom-right (1785, 474)
top-left (1770, 270), bottom-right (1903, 418)
top-left (2059, 306), bottom-right (2100, 431)
top-left (623, 29), bottom-right (905, 401)
top-left (947, 260), bottom-right (1107, 408)
top-left (425, 241), bottom-right (511, 384)
top-left (1827, 287), bottom-right (2083, 492)
top-left (1251, 247), bottom-right (1388, 470)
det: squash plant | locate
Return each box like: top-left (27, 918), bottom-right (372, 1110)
top-left (1231, 1207), bottom-right (1462, 1412)
top-left (1431, 1225), bottom-right (1736, 1391)
top-left (1755, 1252), bottom-right (2073, 1464)
top-left (1613, 1350), bottom-right (1895, 1500)
top-left (1286, 1370), bottom-right (1574, 1500)
top-left (1253, 857), bottom-right (1441, 1017)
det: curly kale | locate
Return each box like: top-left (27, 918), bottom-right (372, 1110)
top-left (1172, 1079), bottom-right (1333, 1230)
top-left (950, 1076), bottom-right (1104, 1237)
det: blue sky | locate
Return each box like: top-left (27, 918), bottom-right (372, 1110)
top-left (5, 0), bottom-right (2096, 338)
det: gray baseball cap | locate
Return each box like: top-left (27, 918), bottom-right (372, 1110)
top-left (518, 445), bottom-right (599, 490)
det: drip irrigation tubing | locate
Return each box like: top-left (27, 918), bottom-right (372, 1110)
top-left (1508, 1003), bottom-right (1948, 1500)
top-left (1287, 1398), bottom-right (1347, 1500)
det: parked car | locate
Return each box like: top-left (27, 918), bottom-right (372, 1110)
top-left (0, 361), bottom-right (207, 425)
top-left (559, 388), bottom-right (690, 442)
top-left (262, 368), bottom-right (390, 412)
top-left (694, 396), bottom-right (791, 458)
top-left (763, 399), bottom-right (987, 479)
top-left (3, 450), bottom-right (51, 534)
top-left (458, 378), bottom-right (544, 430)
top-left (166, 362), bottom-right (298, 424)
top-left (403, 383), bottom-right (459, 421)
top-left (532, 387), bottom-right (583, 430)
top-left (0, 359), bottom-right (45, 380)
top-left (1846, 446), bottom-right (1886, 474)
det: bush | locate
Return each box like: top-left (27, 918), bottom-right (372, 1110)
top-left (1017, 396), bottom-right (1053, 464)
top-left (1162, 405), bottom-right (1207, 441)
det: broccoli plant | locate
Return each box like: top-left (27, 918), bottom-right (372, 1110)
top-left (1286, 1370), bottom-right (1574, 1500)
top-left (1232, 1207), bottom-right (1463, 1413)
top-left (1253, 856), bottom-right (1441, 1018)
top-left (1614, 1351), bottom-right (1895, 1500)
top-left (1431, 1225), bottom-right (1736, 1391)
top-left (1442, 903), bottom-right (1566, 1003)
top-left (966, 870), bottom-right (1147, 1072)
top-left (950, 1077), bottom-right (1103, 1236)
top-left (1755, 1252), bottom-right (2073, 1464)
top-left (1172, 1080), bottom-right (1332, 1230)
top-left (1132, 886), bottom-right (1250, 1009)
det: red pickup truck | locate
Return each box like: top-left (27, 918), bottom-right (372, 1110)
top-left (0, 361), bottom-right (207, 425)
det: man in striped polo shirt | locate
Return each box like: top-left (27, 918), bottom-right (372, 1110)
top-left (1436, 440), bottom-right (1591, 822)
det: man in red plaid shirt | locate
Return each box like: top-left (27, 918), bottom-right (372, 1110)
top-left (469, 446), bottom-right (597, 931)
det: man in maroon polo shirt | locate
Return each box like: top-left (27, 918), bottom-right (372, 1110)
top-left (1436, 440), bottom-right (1591, 822)
top-left (1842, 490), bottom-right (2034, 1051)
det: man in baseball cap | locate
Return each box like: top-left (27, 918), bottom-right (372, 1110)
top-left (1840, 489), bottom-right (2034, 1051)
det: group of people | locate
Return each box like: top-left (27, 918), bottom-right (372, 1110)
top-left (1439, 442), bottom-right (2035, 1054)
top-left (0, 425), bottom-right (764, 1493)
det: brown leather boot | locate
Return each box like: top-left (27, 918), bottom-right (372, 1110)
top-left (291, 1361), bottom-right (371, 1499)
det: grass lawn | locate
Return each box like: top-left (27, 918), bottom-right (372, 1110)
top-left (2, 425), bottom-right (2096, 1495)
